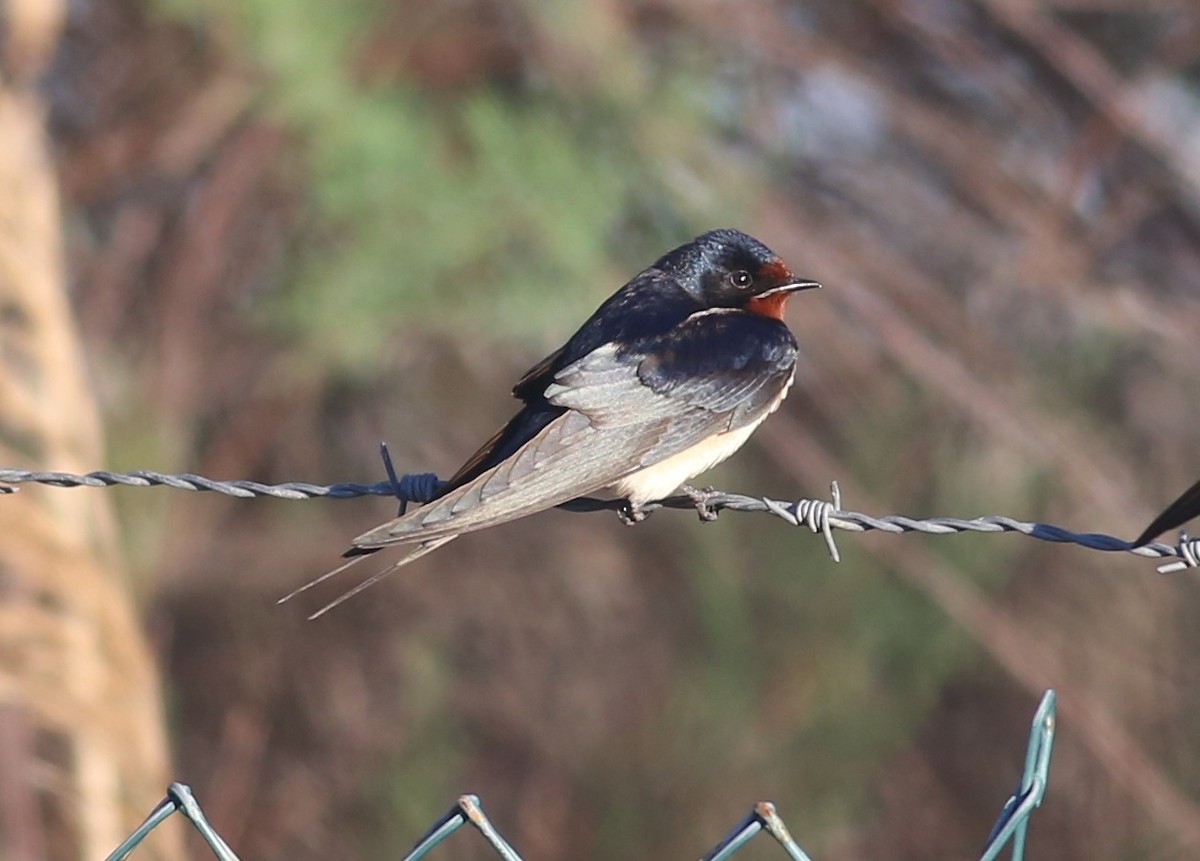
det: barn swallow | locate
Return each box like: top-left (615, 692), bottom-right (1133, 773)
top-left (1133, 476), bottom-right (1200, 547)
top-left (285, 228), bottom-right (820, 616)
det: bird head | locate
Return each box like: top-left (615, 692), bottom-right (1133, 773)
top-left (657, 228), bottom-right (821, 318)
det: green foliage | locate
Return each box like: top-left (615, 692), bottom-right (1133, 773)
top-left (154, 0), bottom-right (713, 372)
top-left (289, 93), bottom-right (630, 357)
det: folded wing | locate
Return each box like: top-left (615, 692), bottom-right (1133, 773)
top-left (351, 310), bottom-right (798, 549)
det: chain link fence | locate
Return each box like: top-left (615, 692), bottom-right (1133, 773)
top-left (103, 691), bottom-right (1055, 861)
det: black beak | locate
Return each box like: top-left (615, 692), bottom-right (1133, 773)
top-left (760, 279), bottom-right (822, 297)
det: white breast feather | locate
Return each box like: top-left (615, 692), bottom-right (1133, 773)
top-left (611, 372), bottom-right (794, 505)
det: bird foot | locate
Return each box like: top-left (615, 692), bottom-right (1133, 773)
top-left (618, 501), bottom-right (650, 526)
top-left (681, 485), bottom-right (721, 522)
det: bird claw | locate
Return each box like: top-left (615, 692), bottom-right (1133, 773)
top-left (618, 502), bottom-right (650, 526)
top-left (681, 485), bottom-right (720, 522)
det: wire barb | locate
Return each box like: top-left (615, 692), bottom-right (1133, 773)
top-left (763, 481), bottom-right (842, 562)
top-left (377, 443), bottom-right (444, 515)
top-left (1156, 535), bottom-right (1200, 575)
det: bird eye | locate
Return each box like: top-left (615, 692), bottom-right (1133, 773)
top-left (729, 270), bottom-right (753, 289)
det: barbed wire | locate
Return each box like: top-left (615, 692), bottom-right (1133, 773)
top-left (0, 468), bottom-right (402, 500)
top-left (2, 454), bottom-right (1196, 573)
top-left (102, 690), bottom-right (1055, 861)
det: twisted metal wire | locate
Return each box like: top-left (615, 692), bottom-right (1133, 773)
top-left (2, 465), bottom-right (1195, 571)
top-left (0, 468), bottom-right (395, 500)
top-left (0, 465), bottom-right (443, 502)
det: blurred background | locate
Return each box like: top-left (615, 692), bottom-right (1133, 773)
top-left (2, 0), bottom-right (1200, 858)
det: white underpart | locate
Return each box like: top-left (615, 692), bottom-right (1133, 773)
top-left (611, 371), bottom-right (794, 506)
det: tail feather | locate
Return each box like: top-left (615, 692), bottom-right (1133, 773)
top-left (307, 537), bottom-right (457, 619)
top-left (278, 552), bottom-right (369, 604)
top-left (283, 536), bottom-right (459, 619)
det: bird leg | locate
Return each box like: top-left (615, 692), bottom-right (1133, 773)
top-left (680, 485), bottom-right (721, 522)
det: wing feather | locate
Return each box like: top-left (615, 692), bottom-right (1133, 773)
top-left (1135, 476), bottom-right (1200, 546)
top-left (351, 310), bottom-right (797, 550)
